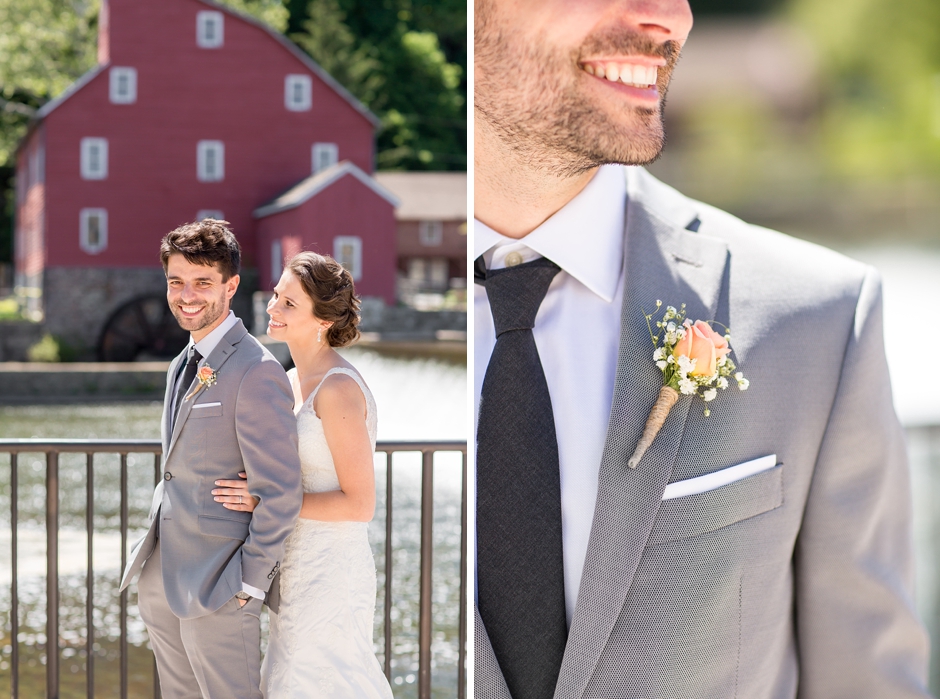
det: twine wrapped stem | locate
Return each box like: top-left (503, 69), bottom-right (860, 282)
top-left (627, 385), bottom-right (680, 469)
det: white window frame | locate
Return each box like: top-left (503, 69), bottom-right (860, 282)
top-left (197, 141), bottom-right (225, 182)
top-left (80, 138), bottom-right (108, 180)
top-left (109, 67), bottom-right (137, 104)
top-left (271, 239), bottom-right (283, 284)
top-left (196, 209), bottom-right (224, 221)
top-left (311, 143), bottom-right (338, 174)
top-left (197, 11), bottom-right (224, 48)
top-left (333, 236), bottom-right (362, 281)
top-left (285, 74), bottom-right (312, 111)
top-left (80, 208), bottom-right (108, 254)
top-left (418, 220), bottom-right (443, 247)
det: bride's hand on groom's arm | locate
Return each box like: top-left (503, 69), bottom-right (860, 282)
top-left (212, 472), bottom-right (259, 513)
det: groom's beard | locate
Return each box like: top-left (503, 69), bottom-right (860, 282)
top-left (475, 7), bottom-right (681, 177)
top-left (170, 295), bottom-right (227, 334)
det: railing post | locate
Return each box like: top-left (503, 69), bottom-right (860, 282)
top-left (86, 453), bottom-right (95, 699)
top-left (458, 450), bottom-right (468, 699)
top-left (11, 453), bottom-right (19, 699)
top-left (46, 451), bottom-right (60, 699)
top-left (154, 453), bottom-right (162, 699)
top-left (384, 452), bottom-right (393, 682)
top-left (418, 449), bottom-right (434, 699)
top-left (120, 453), bottom-right (129, 699)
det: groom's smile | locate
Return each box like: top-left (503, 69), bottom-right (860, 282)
top-left (166, 254), bottom-right (240, 342)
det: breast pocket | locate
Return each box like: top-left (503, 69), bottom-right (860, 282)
top-left (648, 462), bottom-right (783, 545)
top-left (190, 401), bottom-right (223, 418)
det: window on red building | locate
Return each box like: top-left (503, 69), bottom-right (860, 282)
top-left (109, 67), bottom-right (137, 104)
top-left (285, 75), bottom-right (312, 111)
top-left (81, 138), bottom-right (108, 180)
top-left (418, 221), bottom-right (444, 247)
top-left (80, 209), bottom-right (108, 254)
top-left (197, 141), bottom-right (225, 182)
top-left (312, 143), bottom-right (338, 173)
top-left (333, 236), bottom-right (362, 281)
top-left (197, 11), bottom-right (224, 48)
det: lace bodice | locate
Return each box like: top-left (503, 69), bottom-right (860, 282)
top-left (289, 367), bottom-right (378, 494)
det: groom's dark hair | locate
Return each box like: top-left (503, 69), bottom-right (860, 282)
top-left (160, 219), bottom-right (241, 281)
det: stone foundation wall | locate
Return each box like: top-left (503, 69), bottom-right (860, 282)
top-left (42, 267), bottom-right (257, 359)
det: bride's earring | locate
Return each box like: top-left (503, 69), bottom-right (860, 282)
top-left (317, 326), bottom-right (323, 343)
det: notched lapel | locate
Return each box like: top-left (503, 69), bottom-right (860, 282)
top-left (555, 190), bottom-right (729, 699)
top-left (165, 321), bottom-right (247, 461)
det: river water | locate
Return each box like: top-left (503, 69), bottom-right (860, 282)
top-left (0, 347), bottom-right (467, 699)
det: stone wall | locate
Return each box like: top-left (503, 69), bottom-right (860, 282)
top-left (42, 266), bottom-right (257, 359)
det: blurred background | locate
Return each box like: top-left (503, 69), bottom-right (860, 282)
top-left (652, 0), bottom-right (940, 691)
top-left (0, 0), bottom-right (467, 697)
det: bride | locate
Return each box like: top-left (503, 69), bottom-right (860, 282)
top-left (211, 251), bottom-right (393, 698)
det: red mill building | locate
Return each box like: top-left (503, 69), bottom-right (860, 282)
top-left (14, 0), bottom-right (397, 359)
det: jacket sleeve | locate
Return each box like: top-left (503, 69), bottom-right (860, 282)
top-left (234, 356), bottom-right (303, 591)
top-left (795, 268), bottom-right (930, 698)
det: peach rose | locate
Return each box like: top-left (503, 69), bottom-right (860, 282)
top-left (197, 366), bottom-right (215, 382)
top-left (673, 320), bottom-right (730, 377)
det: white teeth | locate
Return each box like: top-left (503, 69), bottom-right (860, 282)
top-left (584, 63), bottom-right (658, 87)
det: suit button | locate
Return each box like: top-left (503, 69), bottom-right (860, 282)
top-left (164, 472), bottom-right (172, 481)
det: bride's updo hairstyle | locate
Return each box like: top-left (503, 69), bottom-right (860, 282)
top-left (286, 251), bottom-right (361, 347)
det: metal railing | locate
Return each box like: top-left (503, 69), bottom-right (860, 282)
top-left (0, 438), bottom-right (468, 699)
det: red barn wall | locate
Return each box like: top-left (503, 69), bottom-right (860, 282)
top-left (42, 0), bottom-right (374, 271)
top-left (256, 176), bottom-right (396, 304)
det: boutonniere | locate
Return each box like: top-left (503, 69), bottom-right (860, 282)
top-left (628, 301), bottom-right (749, 469)
top-left (185, 364), bottom-right (218, 401)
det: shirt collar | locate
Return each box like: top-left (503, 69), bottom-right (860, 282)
top-left (473, 164), bottom-right (626, 303)
top-left (192, 311), bottom-right (238, 361)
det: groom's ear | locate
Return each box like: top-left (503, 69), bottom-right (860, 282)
top-left (224, 273), bottom-right (240, 301)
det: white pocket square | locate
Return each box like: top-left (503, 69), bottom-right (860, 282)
top-left (192, 401), bottom-right (222, 409)
top-left (662, 454), bottom-right (777, 500)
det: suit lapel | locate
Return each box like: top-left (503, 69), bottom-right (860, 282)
top-left (163, 350), bottom-right (186, 456)
top-left (555, 170), bottom-right (729, 699)
top-left (164, 320), bottom-right (247, 461)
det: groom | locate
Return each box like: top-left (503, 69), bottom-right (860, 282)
top-left (121, 219), bottom-right (302, 698)
top-left (474, 1), bottom-right (930, 698)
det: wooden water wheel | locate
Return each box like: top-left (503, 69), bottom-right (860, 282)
top-left (97, 295), bottom-right (189, 362)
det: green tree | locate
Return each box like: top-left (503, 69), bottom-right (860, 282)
top-left (290, 0), bottom-right (466, 170)
top-left (789, 0), bottom-right (940, 179)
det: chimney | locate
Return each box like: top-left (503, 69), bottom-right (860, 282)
top-left (98, 0), bottom-right (110, 64)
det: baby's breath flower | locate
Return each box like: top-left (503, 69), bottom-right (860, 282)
top-left (703, 388), bottom-right (717, 402)
top-left (653, 348), bottom-right (665, 361)
top-left (679, 378), bottom-right (697, 395)
top-left (656, 360), bottom-right (667, 370)
top-left (717, 377), bottom-right (728, 390)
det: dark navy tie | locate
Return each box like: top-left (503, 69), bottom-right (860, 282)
top-left (476, 256), bottom-right (567, 699)
top-left (172, 347), bottom-right (201, 429)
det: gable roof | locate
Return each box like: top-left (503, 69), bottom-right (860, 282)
top-left (254, 160), bottom-right (400, 218)
top-left (33, 0), bottom-right (378, 127)
top-left (373, 172), bottom-right (467, 221)
top-left (199, 0), bottom-right (379, 127)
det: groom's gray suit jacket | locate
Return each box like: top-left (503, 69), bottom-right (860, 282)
top-left (121, 318), bottom-right (303, 619)
top-left (476, 168), bottom-right (930, 698)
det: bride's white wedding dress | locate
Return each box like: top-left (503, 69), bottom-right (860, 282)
top-left (261, 367), bottom-right (393, 698)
